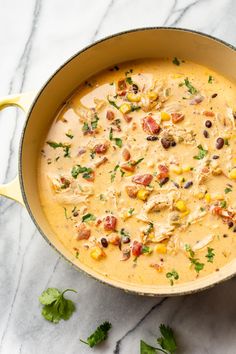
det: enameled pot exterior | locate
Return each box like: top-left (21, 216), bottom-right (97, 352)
top-left (1, 27), bottom-right (236, 296)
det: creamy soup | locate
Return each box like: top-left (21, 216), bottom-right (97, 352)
top-left (38, 58), bottom-right (236, 286)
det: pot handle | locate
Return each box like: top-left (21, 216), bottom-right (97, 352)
top-left (0, 92), bottom-right (36, 206)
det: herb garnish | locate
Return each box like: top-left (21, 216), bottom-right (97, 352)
top-left (82, 114), bottom-right (99, 133)
top-left (107, 97), bottom-right (120, 110)
top-left (172, 57), bottom-right (180, 66)
top-left (126, 76), bottom-right (133, 84)
top-left (142, 245), bottom-right (152, 254)
top-left (166, 270), bottom-right (179, 286)
top-left (183, 77), bottom-right (198, 94)
top-left (65, 130), bottom-right (74, 139)
top-left (71, 165), bottom-right (93, 180)
top-left (206, 247), bottom-right (215, 263)
top-left (39, 288), bottom-right (77, 323)
top-left (109, 128), bottom-right (123, 148)
top-left (82, 213), bottom-right (96, 223)
top-left (140, 323), bottom-right (177, 354)
top-left (225, 187), bottom-right (232, 194)
top-left (46, 141), bottom-right (71, 158)
top-left (130, 158), bottom-right (144, 166)
top-left (220, 200), bottom-right (227, 208)
top-left (193, 145), bottom-right (208, 160)
top-left (128, 208), bottom-right (135, 215)
top-left (208, 75), bottom-right (213, 84)
top-left (185, 244), bottom-right (204, 273)
top-left (80, 321), bottom-right (112, 348)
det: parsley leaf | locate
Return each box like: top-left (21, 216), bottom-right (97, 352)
top-left (206, 247), bottom-right (215, 263)
top-left (39, 288), bottom-right (77, 323)
top-left (80, 321), bottom-right (112, 348)
top-left (71, 165), bottom-right (93, 180)
top-left (157, 324), bottom-right (177, 354)
top-left (193, 145), bottom-right (208, 160)
top-left (82, 213), bottom-right (96, 222)
top-left (184, 77), bottom-right (198, 94)
top-left (172, 57), bottom-right (180, 66)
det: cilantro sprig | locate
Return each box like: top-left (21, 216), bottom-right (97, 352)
top-left (185, 245), bottom-right (204, 273)
top-left (109, 128), bottom-right (123, 148)
top-left (205, 247), bottom-right (215, 263)
top-left (46, 141), bottom-right (71, 158)
top-left (140, 324), bottom-right (177, 354)
top-left (183, 77), bottom-right (198, 95)
top-left (193, 145), bottom-right (208, 160)
top-left (71, 165), bottom-right (93, 180)
top-left (80, 321), bottom-right (112, 348)
top-left (39, 288), bottom-right (77, 323)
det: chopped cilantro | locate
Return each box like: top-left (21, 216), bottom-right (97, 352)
top-left (107, 97), bottom-right (119, 110)
top-left (225, 187), bottom-right (232, 194)
top-left (193, 145), bottom-right (208, 160)
top-left (65, 131), bottom-right (74, 139)
top-left (109, 128), bottom-right (122, 148)
top-left (128, 208), bottom-right (135, 215)
top-left (82, 122), bottom-right (90, 133)
top-left (183, 77), bottom-right (198, 94)
top-left (206, 247), bottom-right (215, 263)
top-left (172, 57), bottom-right (180, 66)
top-left (80, 321), bottom-right (112, 348)
top-left (166, 269), bottom-right (179, 286)
top-left (91, 114), bottom-right (99, 129)
top-left (185, 244), bottom-right (204, 273)
top-left (71, 165), bottom-right (93, 180)
top-left (142, 245), bottom-right (152, 254)
top-left (82, 213), bottom-right (96, 223)
top-left (130, 158), bottom-right (144, 166)
top-left (220, 200), bottom-right (227, 208)
top-left (208, 75), bottom-right (213, 84)
top-left (140, 323), bottom-right (177, 354)
top-left (126, 76), bottom-right (133, 84)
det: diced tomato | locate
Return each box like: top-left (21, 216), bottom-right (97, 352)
top-left (123, 114), bottom-right (132, 123)
top-left (142, 116), bottom-right (160, 135)
top-left (132, 174), bottom-right (153, 186)
top-left (104, 215), bottom-right (117, 231)
top-left (211, 206), bottom-right (223, 216)
top-left (76, 223), bottom-right (91, 240)
top-left (132, 241), bottom-right (143, 257)
top-left (120, 161), bottom-right (136, 172)
top-left (171, 112), bottom-right (185, 124)
top-left (157, 164), bottom-right (169, 179)
top-left (203, 111), bottom-right (215, 117)
top-left (106, 110), bottom-right (115, 120)
top-left (117, 79), bottom-right (127, 95)
top-left (94, 143), bottom-right (108, 154)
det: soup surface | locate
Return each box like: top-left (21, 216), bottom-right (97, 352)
top-left (38, 58), bottom-right (236, 287)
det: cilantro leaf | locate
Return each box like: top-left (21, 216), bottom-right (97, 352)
top-left (184, 77), bottom-right (197, 95)
top-left (91, 114), bottom-right (99, 129)
top-left (126, 76), bottom-right (133, 84)
top-left (82, 213), bottom-right (96, 222)
top-left (206, 247), bottom-right (215, 263)
top-left (71, 165), bottom-right (93, 180)
top-left (107, 97), bottom-right (120, 110)
top-left (80, 321), bottom-right (112, 348)
top-left (140, 340), bottom-right (157, 354)
top-left (193, 145), bottom-right (208, 160)
top-left (172, 57), bottom-right (180, 66)
top-left (157, 324), bottom-right (177, 354)
top-left (166, 270), bottom-right (179, 286)
top-left (39, 288), bottom-right (77, 324)
top-left (208, 75), bottom-right (213, 84)
top-left (114, 137), bottom-right (123, 148)
top-left (225, 187), bottom-right (232, 194)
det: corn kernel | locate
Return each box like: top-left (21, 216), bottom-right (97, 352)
top-left (175, 200), bottom-right (187, 212)
top-left (90, 247), bottom-right (104, 260)
top-left (180, 210), bottom-right (190, 218)
top-left (229, 167), bottom-right (236, 179)
top-left (148, 232), bottom-right (155, 239)
top-left (170, 166), bottom-right (183, 175)
top-left (205, 193), bottom-right (211, 203)
top-left (125, 171), bottom-right (134, 177)
top-left (127, 92), bottom-right (141, 102)
top-left (155, 243), bottom-right (167, 254)
top-left (195, 192), bottom-right (205, 200)
top-left (119, 103), bottom-right (131, 114)
top-left (182, 165), bottom-right (192, 172)
top-left (172, 74), bottom-right (182, 79)
top-left (147, 91), bottom-right (159, 100)
top-left (137, 189), bottom-right (150, 201)
top-left (161, 111), bottom-right (171, 121)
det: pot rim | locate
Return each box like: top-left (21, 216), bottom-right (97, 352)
top-left (18, 26), bottom-right (236, 296)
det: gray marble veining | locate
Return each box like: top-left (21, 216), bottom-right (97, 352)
top-left (1, 0), bottom-right (236, 353)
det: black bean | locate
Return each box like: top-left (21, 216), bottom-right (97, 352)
top-left (216, 137), bottom-right (224, 149)
top-left (132, 84), bottom-right (139, 93)
top-left (73, 211), bottom-right (79, 217)
top-left (212, 155), bottom-right (219, 159)
top-left (101, 238), bottom-right (108, 248)
top-left (223, 234), bottom-right (228, 238)
top-left (203, 130), bottom-right (209, 138)
top-left (184, 181), bottom-right (193, 189)
top-left (122, 236), bottom-right (131, 244)
top-left (228, 221), bottom-right (234, 228)
top-left (205, 120), bottom-right (212, 128)
top-left (147, 135), bottom-right (158, 141)
top-left (159, 177), bottom-right (169, 186)
top-left (171, 141), bottom-right (176, 147)
top-left (211, 93), bottom-right (218, 98)
top-left (173, 182), bottom-right (180, 189)
top-left (161, 138), bottom-right (171, 149)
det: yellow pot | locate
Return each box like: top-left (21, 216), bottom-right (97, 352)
top-left (1, 27), bottom-right (236, 296)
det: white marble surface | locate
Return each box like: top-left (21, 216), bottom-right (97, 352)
top-left (1, 0), bottom-right (236, 353)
